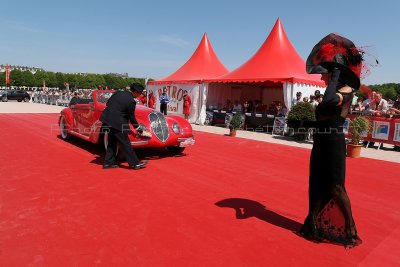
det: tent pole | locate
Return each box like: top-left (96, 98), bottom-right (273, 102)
top-left (196, 82), bottom-right (203, 124)
top-left (290, 82), bottom-right (294, 110)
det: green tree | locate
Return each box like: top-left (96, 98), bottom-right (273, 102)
top-left (369, 83), bottom-right (400, 100)
top-left (55, 72), bottom-right (65, 89)
top-left (0, 72), bottom-right (5, 86)
top-left (10, 69), bottom-right (25, 86)
top-left (34, 71), bottom-right (49, 87)
top-left (64, 73), bottom-right (78, 89)
top-left (47, 72), bottom-right (57, 87)
top-left (24, 71), bottom-right (35, 87)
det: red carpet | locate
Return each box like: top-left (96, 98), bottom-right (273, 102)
top-left (0, 113), bottom-right (399, 266)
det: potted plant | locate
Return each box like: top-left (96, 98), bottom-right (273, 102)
top-left (287, 102), bottom-right (316, 140)
top-left (229, 111), bottom-right (242, 137)
top-left (347, 116), bottom-right (371, 158)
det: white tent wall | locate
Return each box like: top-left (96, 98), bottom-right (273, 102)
top-left (196, 83), bottom-right (208, 125)
top-left (283, 82), bottom-right (325, 110)
top-left (147, 83), bottom-right (202, 124)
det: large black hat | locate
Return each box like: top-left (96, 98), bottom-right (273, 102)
top-left (306, 33), bottom-right (363, 90)
top-left (130, 83), bottom-right (144, 94)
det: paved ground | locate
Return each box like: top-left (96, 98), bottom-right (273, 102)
top-left (0, 101), bottom-right (64, 113)
top-left (1, 101), bottom-right (398, 163)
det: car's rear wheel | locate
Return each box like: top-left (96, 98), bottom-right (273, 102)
top-left (24, 97), bottom-right (30, 102)
top-left (166, 146), bottom-right (185, 155)
top-left (59, 117), bottom-right (71, 140)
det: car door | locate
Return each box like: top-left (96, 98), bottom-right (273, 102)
top-left (17, 91), bottom-right (25, 100)
top-left (74, 100), bottom-right (96, 136)
top-left (7, 90), bottom-right (16, 100)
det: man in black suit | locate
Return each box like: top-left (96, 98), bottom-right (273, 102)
top-left (100, 83), bottom-right (148, 170)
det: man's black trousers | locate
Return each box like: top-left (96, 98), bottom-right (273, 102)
top-left (104, 127), bottom-right (140, 167)
top-left (160, 103), bottom-right (167, 115)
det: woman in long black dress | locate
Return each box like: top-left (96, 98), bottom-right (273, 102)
top-left (299, 34), bottom-right (364, 248)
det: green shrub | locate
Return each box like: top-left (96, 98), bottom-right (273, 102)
top-left (349, 116), bottom-right (371, 145)
top-left (229, 111), bottom-right (242, 130)
top-left (287, 102), bottom-right (316, 128)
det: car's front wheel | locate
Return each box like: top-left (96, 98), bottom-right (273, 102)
top-left (59, 117), bottom-right (71, 140)
top-left (166, 146), bottom-right (185, 155)
top-left (24, 97), bottom-right (30, 102)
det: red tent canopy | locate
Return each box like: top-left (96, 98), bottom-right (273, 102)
top-left (149, 33), bottom-right (229, 85)
top-left (206, 18), bottom-right (324, 86)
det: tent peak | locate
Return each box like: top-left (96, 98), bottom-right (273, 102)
top-left (150, 33), bottom-right (229, 84)
top-left (206, 18), bottom-right (324, 86)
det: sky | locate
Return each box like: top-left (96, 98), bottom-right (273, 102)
top-left (0, 0), bottom-right (399, 85)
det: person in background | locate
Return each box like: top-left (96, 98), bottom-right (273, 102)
top-left (292, 92), bottom-right (302, 105)
top-left (243, 99), bottom-right (254, 113)
top-left (243, 100), bottom-right (250, 113)
top-left (69, 92), bottom-right (80, 106)
top-left (232, 100), bottom-right (242, 112)
top-left (303, 97), bottom-right (309, 103)
top-left (138, 90), bottom-right (147, 105)
top-left (353, 97), bottom-right (365, 113)
top-left (223, 99), bottom-right (233, 112)
top-left (148, 90), bottom-right (156, 109)
top-left (317, 94), bottom-right (324, 104)
top-left (362, 90), bottom-right (377, 115)
top-left (309, 95), bottom-right (318, 107)
top-left (159, 88), bottom-right (170, 115)
top-left (351, 93), bottom-right (359, 111)
top-left (248, 100), bottom-right (254, 113)
top-left (372, 92), bottom-right (388, 116)
top-left (182, 90), bottom-right (191, 120)
top-left (388, 92), bottom-right (400, 116)
top-left (276, 102), bottom-right (287, 117)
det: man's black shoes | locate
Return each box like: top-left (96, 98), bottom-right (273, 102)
top-left (103, 164), bottom-right (119, 169)
top-left (132, 161), bottom-right (148, 170)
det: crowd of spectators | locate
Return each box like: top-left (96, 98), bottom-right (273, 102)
top-left (216, 99), bottom-right (288, 117)
top-left (290, 89), bottom-right (400, 118)
top-left (354, 90), bottom-right (400, 118)
top-left (29, 89), bottom-right (92, 106)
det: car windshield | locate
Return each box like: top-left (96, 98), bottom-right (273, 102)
top-left (96, 92), bottom-right (114, 103)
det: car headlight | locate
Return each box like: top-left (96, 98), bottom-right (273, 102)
top-left (172, 122), bottom-right (181, 134)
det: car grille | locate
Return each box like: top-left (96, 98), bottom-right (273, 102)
top-left (148, 112), bottom-right (170, 143)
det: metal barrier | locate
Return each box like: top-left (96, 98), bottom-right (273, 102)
top-left (32, 94), bottom-right (72, 107)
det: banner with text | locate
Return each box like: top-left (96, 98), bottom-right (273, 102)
top-left (147, 83), bottom-right (199, 116)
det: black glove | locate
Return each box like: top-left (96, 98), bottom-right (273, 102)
top-left (323, 67), bottom-right (341, 105)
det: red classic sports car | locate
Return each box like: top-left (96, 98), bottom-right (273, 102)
top-left (59, 90), bottom-right (195, 154)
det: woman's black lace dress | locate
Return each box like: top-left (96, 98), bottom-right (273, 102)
top-left (300, 87), bottom-right (362, 248)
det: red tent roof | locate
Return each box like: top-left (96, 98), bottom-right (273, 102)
top-left (149, 33), bottom-right (229, 84)
top-left (207, 18), bottom-right (324, 86)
